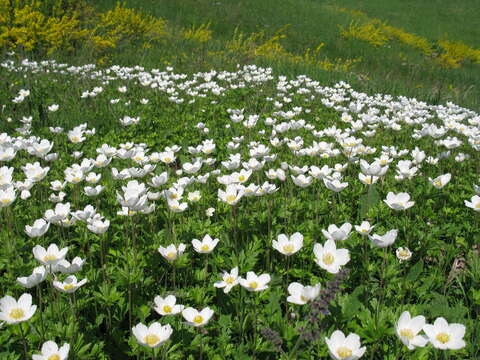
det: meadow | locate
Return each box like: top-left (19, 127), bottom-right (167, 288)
top-left (0, 1), bottom-right (479, 359)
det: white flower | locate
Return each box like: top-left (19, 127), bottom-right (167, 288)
top-left (354, 221), bottom-right (374, 236)
top-left (272, 233), bottom-right (303, 255)
top-left (25, 219), bottom-right (50, 238)
top-left (429, 174), bottom-right (451, 189)
top-left (369, 229), bottom-right (398, 248)
top-left (0, 293), bottom-right (37, 324)
top-left (206, 207), bottom-right (215, 217)
top-left (32, 341), bottom-right (70, 360)
top-left (54, 257), bottom-right (85, 274)
top-left (188, 190), bottom-right (201, 202)
top-left (16, 266), bottom-right (47, 288)
top-left (182, 307), bottom-right (214, 327)
top-left (396, 247), bottom-right (412, 261)
top-left (423, 317), bottom-right (466, 350)
top-left (358, 173), bottom-right (379, 185)
top-left (33, 244), bottom-right (68, 266)
top-left (48, 104), bottom-right (59, 112)
top-left (384, 192), bottom-right (415, 211)
top-left (325, 330), bottom-right (366, 360)
top-left (132, 322), bottom-right (173, 348)
top-left (158, 244), bottom-right (186, 261)
top-left (322, 223), bottom-right (352, 241)
top-left (313, 240), bottom-right (350, 274)
top-left (291, 174), bottom-right (313, 187)
top-left (464, 195), bottom-right (480, 211)
top-left (192, 234), bottom-right (220, 254)
top-left (323, 178), bottom-right (348, 192)
top-left (53, 275), bottom-right (87, 293)
top-left (87, 216), bottom-right (110, 234)
top-left (287, 282), bottom-right (321, 305)
top-left (395, 311), bottom-right (428, 350)
top-left (218, 184), bottom-right (244, 205)
top-left (153, 295), bottom-right (184, 316)
top-left (0, 185), bottom-right (16, 207)
top-left (214, 267), bottom-right (239, 293)
top-left (239, 271), bottom-right (271, 292)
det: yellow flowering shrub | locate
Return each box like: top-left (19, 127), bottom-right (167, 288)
top-left (340, 20), bottom-right (391, 46)
top-left (0, 1), bottom-right (168, 55)
top-left (183, 23), bottom-right (212, 43)
top-left (91, 2), bottom-right (167, 51)
top-left (226, 27), bottom-right (359, 72)
top-left (0, 1), bottom-right (88, 54)
top-left (436, 40), bottom-right (480, 68)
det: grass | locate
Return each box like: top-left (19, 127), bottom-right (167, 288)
top-left (86, 0), bottom-right (480, 111)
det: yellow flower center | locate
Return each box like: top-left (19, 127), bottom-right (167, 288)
top-left (322, 253), bottom-right (334, 265)
top-left (400, 328), bottom-right (414, 340)
top-left (436, 333), bottom-right (450, 344)
top-left (48, 355), bottom-right (61, 360)
top-left (171, 194), bottom-right (178, 199)
top-left (128, 210), bottom-right (136, 216)
top-left (71, 136), bottom-right (80, 142)
top-left (475, 203), bottom-right (480, 209)
top-left (43, 255), bottom-right (57, 262)
top-left (434, 180), bottom-right (442, 187)
top-left (226, 194), bottom-right (236, 203)
top-left (166, 252), bottom-right (176, 259)
top-left (300, 295), bottom-right (308, 303)
top-left (193, 315), bottom-right (203, 324)
top-left (398, 250), bottom-right (410, 258)
top-left (164, 157), bottom-right (172, 163)
top-left (163, 305), bottom-right (172, 313)
top-left (226, 276), bottom-right (235, 284)
top-left (9, 308), bottom-right (24, 320)
top-left (72, 177), bottom-right (81, 182)
top-left (1, 199), bottom-right (10, 204)
top-left (144, 334), bottom-right (160, 346)
top-left (64, 284), bottom-right (75, 291)
top-left (337, 346), bottom-right (353, 358)
top-left (282, 244), bottom-right (295, 254)
top-left (249, 282), bottom-right (258, 289)
top-left (134, 156), bottom-right (142, 161)
top-left (201, 245), bottom-right (210, 252)
top-left (364, 177), bottom-right (372, 184)
top-left (239, 175), bottom-right (246, 182)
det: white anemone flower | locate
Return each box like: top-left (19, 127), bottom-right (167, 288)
top-left (153, 295), bottom-right (184, 316)
top-left (214, 267), bottom-right (239, 293)
top-left (322, 223), bottom-right (352, 241)
top-left (0, 293), bottom-right (37, 324)
top-left (272, 233), bottom-right (303, 256)
top-left (239, 271), bottom-right (271, 292)
top-left (423, 317), bottom-right (466, 350)
top-left (325, 330), bottom-right (366, 360)
top-left (369, 229), bottom-right (398, 248)
top-left (53, 275), bottom-right (87, 293)
top-left (428, 173), bottom-right (451, 189)
top-left (132, 322), bottom-right (173, 348)
top-left (313, 240), bottom-right (350, 274)
top-left (25, 219), bottom-right (50, 238)
top-left (16, 266), bottom-right (47, 288)
top-left (182, 307), bottom-right (214, 327)
top-left (218, 184), bottom-right (245, 205)
top-left (354, 221), bottom-right (374, 236)
top-left (395, 311), bottom-right (428, 350)
top-left (33, 243), bottom-right (68, 266)
top-left (384, 192), bottom-right (415, 211)
top-left (287, 282), bottom-right (321, 305)
top-left (464, 195), bottom-right (480, 211)
top-left (158, 244), bottom-right (186, 262)
top-left (191, 234), bottom-right (220, 254)
top-left (32, 340), bottom-right (70, 360)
